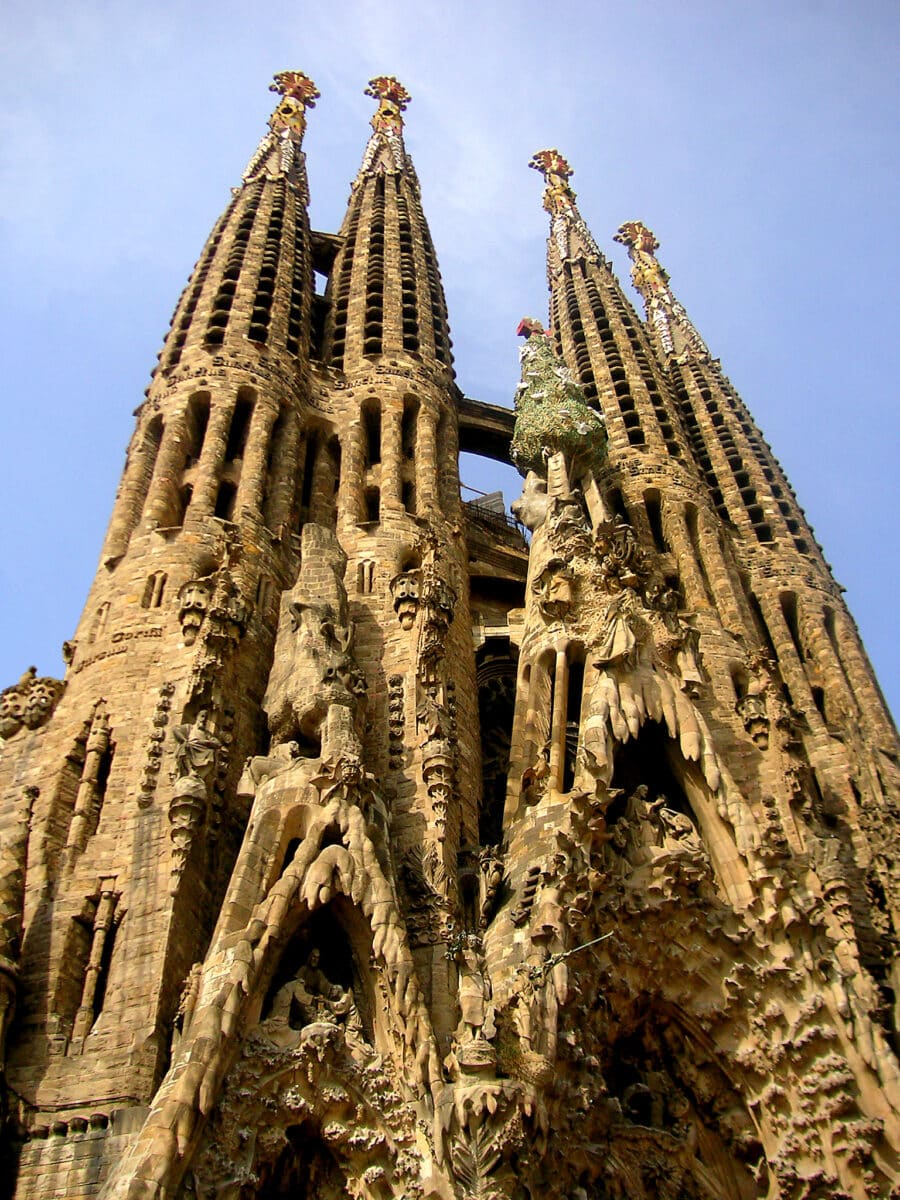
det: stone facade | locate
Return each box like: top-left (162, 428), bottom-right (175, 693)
top-left (1, 73), bottom-right (898, 1200)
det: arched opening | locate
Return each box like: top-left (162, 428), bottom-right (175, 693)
top-left (264, 899), bottom-right (375, 1047)
top-left (477, 638), bottom-right (519, 847)
top-left (256, 1121), bottom-right (348, 1198)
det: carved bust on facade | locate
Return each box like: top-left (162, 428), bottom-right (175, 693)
top-left (389, 569), bottom-right (421, 629)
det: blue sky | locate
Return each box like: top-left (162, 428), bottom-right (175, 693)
top-left (1, 0), bottom-right (898, 718)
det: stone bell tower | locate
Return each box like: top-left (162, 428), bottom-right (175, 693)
top-left (1, 75), bottom-right (899, 1200)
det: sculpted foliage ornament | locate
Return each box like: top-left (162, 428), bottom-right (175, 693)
top-left (0, 666), bottom-right (65, 740)
top-left (510, 320), bottom-right (606, 479)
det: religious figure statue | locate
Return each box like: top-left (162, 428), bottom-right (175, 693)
top-left (261, 948), bottom-right (361, 1048)
top-left (171, 710), bottom-right (221, 800)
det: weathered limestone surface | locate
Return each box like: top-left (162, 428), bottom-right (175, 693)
top-left (1, 76), bottom-right (898, 1200)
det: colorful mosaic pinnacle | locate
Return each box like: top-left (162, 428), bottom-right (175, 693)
top-left (614, 219), bottom-right (660, 257)
top-left (530, 148), bottom-right (579, 217)
top-left (269, 70), bottom-right (321, 106)
top-left (266, 70), bottom-right (320, 140)
top-left (365, 75), bottom-right (411, 132)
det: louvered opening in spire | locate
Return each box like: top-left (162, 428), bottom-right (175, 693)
top-left (322, 77), bottom-right (453, 372)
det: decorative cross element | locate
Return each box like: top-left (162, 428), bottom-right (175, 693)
top-left (529, 148), bottom-right (573, 183)
top-left (365, 76), bottom-right (412, 110)
top-left (614, 220), bottom-right (659, 257)
top-left (529, 148), bottom-right (579, 218)
top-left (365, 76), bottom-right (411, 134)
top-left (269, 70), bottom-right (321, 108)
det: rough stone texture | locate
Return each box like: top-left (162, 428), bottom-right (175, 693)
top-left (1, 78), bottom-right (898, 1200)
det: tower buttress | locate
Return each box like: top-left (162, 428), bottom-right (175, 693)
top-left (0, 72), bottom-right (320, 1125)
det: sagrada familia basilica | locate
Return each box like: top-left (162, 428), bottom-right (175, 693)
top-left (0, 72), bottom-right (898, 1199)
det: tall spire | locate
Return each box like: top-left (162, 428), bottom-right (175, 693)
top-left (614, 221), bottom-right (710, 359)
top-left (240, 69), bottom-right (320, 198)
top-left (529, 149), bottom-right (604, 267)
top-left (322, 77), bottom-right (452, 370)
top-left (529, 149), bottom-right (694, 465)
top-left (356, 75), bottom-right (414, 180)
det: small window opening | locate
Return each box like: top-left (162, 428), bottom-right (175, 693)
top-left (644, 490), bottom-right (667, 553)
top-left (226, 393), bottom-right (254, 462)
top-left (363, 404), bottom-right (381, 467)
top-left (215, 480), bottom-right (237, 521)
top-left (141, 571), bottom-right (167, 609)
top-left (401, 480), bottom-right (415, 515)
top-left (364, 487), bottom-right (380, 524)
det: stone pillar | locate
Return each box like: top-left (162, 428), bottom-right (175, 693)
top-left (415, 406), bottom-right (438, 513)
top-left (549, 646), bottom-right (568, 793)
top-left (102, 421), bottom-right (160, 561)
top-left (70, 882), bottom-right (118, 1049)
top-left (697, 510), bottom-right (743, 629)
top-left (191, 396), bottom-right (236, 517)
top-left (663, 500), bottom-right (709, 610)
top-left (338, 416), bottom-right (366, 530)
top-left (266, 411), bottom-right (302, 532)
top-left (381, 407), bottom-right (402, 508)
top-left (67, 709), bottom-right (111, 856)
top-left (144, 407), bottom-right (191, 527)
top-left (237, 402), bottom-right (277, 516)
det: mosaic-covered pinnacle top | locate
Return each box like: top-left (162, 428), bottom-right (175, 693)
top-left (266, 70), bottom-right (320, 141)
top-left (530, 149), bottom-right (578, 215)
top-left (614, 220), bottom-right (710, 359)
top-left (365, 76), bottom-right (411, 133)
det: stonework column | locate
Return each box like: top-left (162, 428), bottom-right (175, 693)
top-left (265, 410), bottom-right (302, 532)
top-left (191, 396), bottom-right (236, 517)
top-left (415, 406), bottom-right (438, 512)
top-left (381, 407), bottom-right (402, 508)
top-left (339, 416), bottom-right (366, 529)
top-left (144, 408), bottom-right (191, 527)
top-left (237, 403), bottom-right (278, 516)
top-left (664, 500), bottom-right (709, 610)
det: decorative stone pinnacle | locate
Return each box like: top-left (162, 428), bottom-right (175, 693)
top-left (614, 220), bottom-right (659, 257)
top-left (266, 70), bottom-right (320, 140)
top-left (614, 219), bottom-right (710, 359)
top-left (529, 149), bottom-right (573, 184)
top-left (529, 148), bottom-right (579, 219)
top-left (365, 76), bottom-right (411, 132)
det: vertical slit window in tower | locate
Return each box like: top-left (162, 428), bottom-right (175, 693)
top-left (226, 391), bottom-right (255, 462)
top-left (53, 897), bottom-right (98, 1043)
top-left (326, 435), bottom-right (342, 527)
top-left (563, 653), bottom-right (584, 793)
top-left (205, 181), bottom-right (263, 346)
top-left (607, 488), bottom-right (630, 524)
top-left (364, 486), bottom-right (381, 524)
top-left (249, 181), bottom-right (285, 343)
top-left (299, 431), bottom-right (318, 525)
top-left (419, 215), bottom-right (450, 366)
top-left (286, 205), bottom-right (309, 356)
top-left (185, 392), bottom-right (211, 468)
top-left (141, 571), bottom-right (167, 609)
top-left (363, 403), bottom-right (381, 466)
top-left (330, 207), bottom-right (360, 368)
top-left (401, 396), bottom-right (419, 460)
top-left (779, 591), bottom-right (805, 663)
top-left (396, 195), bottom-right (419, 353)
top-left (131, 415), bottom-right (164, 533)
top-left (262, 410), bottom-right (285, 530)
top-left (644, 490), bottom-right (668, 553)
top-left (165, 197), bottom-right (236, 368)
top-left (684, 504), bottom-right (715, 606)
top-left (214, 480), bottom-right (237, 521)
top-left (175, 483), bottom-right (193, 527)
top-left (567, 265), bottom-right (597, 400)
top-left (747, 590), bottom-right (779, 666)
top-left (89, 602), bottom-right (111, 643)
top-left (401, 480), bottom-right (415, 516)
top-left (364, 178), bottom-right (385, 356)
